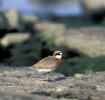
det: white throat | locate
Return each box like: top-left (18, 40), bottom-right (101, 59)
top-left (55, 55), bottom-right (62, 59)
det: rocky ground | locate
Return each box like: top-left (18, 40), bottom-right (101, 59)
top-left (0, 66), bottom-right (105, 100)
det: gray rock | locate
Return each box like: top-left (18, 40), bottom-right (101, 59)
top-left (4, 8), bottom-right (24, 30)
top-left (0, 91), bottom-right (65, 100)
top-left (23, 16), bottom-right (38, 23)
top-left (36, 23), bottom-right (105, 57)
top-left (0, 11), bottom-right (9, 30)
top-left (1, 33), bottom-right (30, 47)
top-left (82, 0), bottom-right (105, 10)
top-left (0, 66), bottom-right (105, 100)
top-left (0, 11), bottom-right (10, 39)
top-left (23, 15), bottom-right (38, 32)
top-left (82, 0), bottom-right (105, 23)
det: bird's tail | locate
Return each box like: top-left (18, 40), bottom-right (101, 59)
top-left (25, 65), bottom-right (36, 69)
top-left (25, 66), bottom-right (30, 69)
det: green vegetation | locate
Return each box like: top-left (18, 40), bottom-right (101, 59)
top-left (67, 57), bottom-right (105, 76)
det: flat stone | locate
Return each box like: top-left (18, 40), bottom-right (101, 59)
top-left (0, 66), bottom-right (105, 100)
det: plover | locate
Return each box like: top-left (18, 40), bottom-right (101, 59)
top-left (28, 50), bottom-right (62, 73)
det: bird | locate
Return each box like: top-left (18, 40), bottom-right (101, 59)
top-left (27, 50), bottom-right (62, 73)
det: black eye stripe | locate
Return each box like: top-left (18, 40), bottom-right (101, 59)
top-left (56, 53), bottom-right (61, 55)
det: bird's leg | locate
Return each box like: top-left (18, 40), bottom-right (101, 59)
top-left (46, 72), bottom-right (50, 81)
top-left (43, 72), bottom-right (50, 81)
top-left (46, 73), bottom-right (49, 81)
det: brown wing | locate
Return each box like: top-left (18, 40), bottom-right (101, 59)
top-left (29, 56), bottom-right (57, 69)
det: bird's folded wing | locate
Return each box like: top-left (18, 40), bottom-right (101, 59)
top-left (28, 56), bottom-right (56, 69)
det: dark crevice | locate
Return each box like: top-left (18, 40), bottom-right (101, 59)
top-left (0, 45), bottom-right (11, 62)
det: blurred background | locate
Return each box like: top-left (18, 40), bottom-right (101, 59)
top-left (0, 0), bottom-right (105, 77)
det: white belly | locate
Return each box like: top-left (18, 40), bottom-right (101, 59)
top-left (36, 69), bottom-right (53, 72)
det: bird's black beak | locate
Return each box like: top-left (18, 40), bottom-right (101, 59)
top-left (62, 54), bottom-right (65, 58)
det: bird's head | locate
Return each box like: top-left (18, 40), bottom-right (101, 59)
top-left (53, 50), bottom-right (62, 59)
